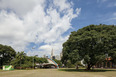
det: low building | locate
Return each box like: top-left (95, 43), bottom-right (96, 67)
top-left (95, 57), bottom-right (116, 68)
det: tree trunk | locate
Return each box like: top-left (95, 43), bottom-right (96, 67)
top-left (0, 58), bottom-right (3, 68)
top-left (87, 64), bottom-right (91, 70)
top-left (76, 65), bottom-right (78, 69)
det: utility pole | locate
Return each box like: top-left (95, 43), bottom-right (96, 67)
top-left (32, 47), bottom-right (35, 69)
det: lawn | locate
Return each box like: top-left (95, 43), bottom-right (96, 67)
top-left (0, 68), bottom-right (116, 77)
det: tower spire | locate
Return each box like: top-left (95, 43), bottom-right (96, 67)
top-left (51, 48), bottom-right (53, 59)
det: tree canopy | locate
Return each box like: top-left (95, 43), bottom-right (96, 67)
top-left (11, 51), bottom-right (48, 69)
top-left (0, 44), bottom-right (16, 66)
top-left (61, 24), bottom-right (116, 70)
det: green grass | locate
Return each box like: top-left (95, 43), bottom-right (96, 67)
top-left (58, 68), bottom-right (116, 72)
top-left (0, 68), bottom-right (116, 77)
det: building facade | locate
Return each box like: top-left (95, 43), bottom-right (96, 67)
top-left (95, 57), bottom-right (116, 68)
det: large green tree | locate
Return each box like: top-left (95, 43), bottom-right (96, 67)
top-left (11, 52), bottom-right (33, 69)
top-left (0, 44), bottom-right (16, 67)
top-left (11, 51), bottom-right (27, 69)
top-left (61, 24), bottom-right (116, 70)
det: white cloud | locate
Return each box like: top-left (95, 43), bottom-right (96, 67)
top-left (0, 0), bottom-right (81, 57)
top-left (37, 35), bottom-right (69, 57)
top-left (53, 0), bottom-right (71, 12)
top-left (0, 0), bottom-right (45, 17)
top-left (0, 10), bottom-right (27, 51)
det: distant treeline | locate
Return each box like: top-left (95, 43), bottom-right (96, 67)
top-left (0, 44), bottom-right (48, 69)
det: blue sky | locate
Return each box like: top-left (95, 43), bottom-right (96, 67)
top-left (0, 0), bottom-right (116, 57)
top-left (71, 0), bottom-right (116, 30)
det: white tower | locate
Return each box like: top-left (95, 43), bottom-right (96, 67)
top-left (51, 48), bottom-right (54, 59)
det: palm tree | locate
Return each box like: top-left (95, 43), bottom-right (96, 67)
top-left (16, 51), bottom-right (26, 69)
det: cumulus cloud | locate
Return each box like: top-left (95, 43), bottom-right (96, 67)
top-left (0, 0), bottom-right (45, 17)
top-left (0, 10), bottom-right (26, 51)
top-left (0, 0), bottom-right (81, 57)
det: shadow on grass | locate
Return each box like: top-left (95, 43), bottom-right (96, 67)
top-left (58, 68), bottom-right (116, 72)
